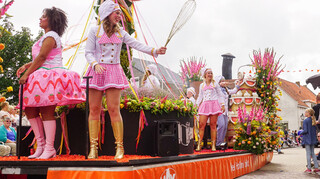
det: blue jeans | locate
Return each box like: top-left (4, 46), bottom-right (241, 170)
top-left (305, 144), bottom-right (319, 169)
top-left (216, 114), bottom-right (228, 146)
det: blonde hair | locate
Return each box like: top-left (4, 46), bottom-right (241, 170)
top-left (203, 69), bottom-right (215, 86)
top-left (0, 101), bottom-right (8, 110)
top-left (8, 105), bottom-right (14, 111)
top-left (306, 108), bottom-right (317, 126)
top-left (141, 70), bottom-right (151, 86)
top-left (102, 18), bottom-right (120, 36)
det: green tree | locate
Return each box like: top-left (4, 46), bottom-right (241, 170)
top-left (0, 18), bottom-right (37, 104)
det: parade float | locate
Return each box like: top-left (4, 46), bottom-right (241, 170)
top-left (0, 0), bottom-right (278, 178)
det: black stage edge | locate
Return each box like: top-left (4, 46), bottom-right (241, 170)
top-left (0, 150), bottom-right (248, 175)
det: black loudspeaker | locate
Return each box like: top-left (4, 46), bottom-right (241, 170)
top-left (156, 120), bottom-right (179, 157)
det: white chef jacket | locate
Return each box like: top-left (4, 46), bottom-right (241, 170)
top-left (196, 82), bottom-right (225, 107)
top-left (85, 25), bottom-right (158, 69)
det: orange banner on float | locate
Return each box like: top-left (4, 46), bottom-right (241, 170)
top-left (47, 152), bottom-right (273, 179)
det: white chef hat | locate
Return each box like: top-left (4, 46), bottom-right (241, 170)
top-left (99, 0), bottom-right (121, 21)
top-left (146, 64), bottom-right (158, 75)
top-left (214, 75), bottom-right (225, 83)
top-left (187, 87), bottom-right (196, 96)
top-left (200, 67), bottom-right (212, 77)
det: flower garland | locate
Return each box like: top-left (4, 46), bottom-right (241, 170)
top-left (56, 96), bottom-right (197, 118)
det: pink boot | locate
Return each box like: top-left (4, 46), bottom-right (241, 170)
top-left (38, 120), bottom-right (57, 159)
top-left (28, 117), bottom-right (45, 159)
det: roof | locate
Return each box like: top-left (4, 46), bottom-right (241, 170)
top-left (278, 78), bottom-right (316, 107)
top-left (132, 57), bottom-right (183, 85)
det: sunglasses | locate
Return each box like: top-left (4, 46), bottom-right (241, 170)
top-left (5, 120), bottom-right (11, 123)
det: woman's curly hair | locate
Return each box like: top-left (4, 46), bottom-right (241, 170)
top-left (43, 7), bottom-right (68, 36)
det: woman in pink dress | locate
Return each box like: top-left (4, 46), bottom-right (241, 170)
top-left (196, 68), bottom-right (225, 151)
top-left (17, 7), bottom-right (85, 159)
top-left (80, 0), bottom-right (166, 159)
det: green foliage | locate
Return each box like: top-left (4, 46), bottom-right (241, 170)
top-left (0, 19), bottom-right (38, 104)
top-left (120, 47), bottom-right (132, 79)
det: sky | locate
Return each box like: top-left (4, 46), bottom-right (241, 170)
top-left (6, 0), bottom-right (320, 94)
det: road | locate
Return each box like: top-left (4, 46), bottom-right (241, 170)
top-left (238, 147), bottom-right (320, 178)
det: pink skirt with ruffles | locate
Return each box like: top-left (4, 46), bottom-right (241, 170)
top-left (198, 100), bottom-right (222, 116)
top-left (21, 65), bottom-right (86, 108)
top-left (80, 63), bottom-right (129, 91)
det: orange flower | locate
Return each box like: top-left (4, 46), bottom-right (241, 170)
top-left (272, 141), bottom-right (277, 145)
top-left (0, 43), bottom-right (4, 50)
top-left (238, 143), bottom-right (241, 146)
top-left (0, 97), bottom-right (5, 102)
top-left (247, 141), bottom-right (251, 144)
top-left (0, 57), bottom-right (3, 63)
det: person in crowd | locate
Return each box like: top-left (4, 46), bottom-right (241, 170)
top-left (141, 64), bottom-right (160, 89)
top-left (297, 127), bottom-right (303, 145)
top-left (16, 7), bottom-right (85, 159)
top-left (214, 75), bottom-right (240, 147)
top-left (0, 115), bottom-right (16, 156)
top-left (79, 0), bottom-right (166, 159)
top-left (186, 87), bottom-right (196, 105)
top-left (316, 132), bottom-right (320, 160)
top-left (313, 93), bottom-right (320, 130)
top-left (8, 106), bottom-right (18, 128)
top-left (293, 130), bottom-right (298, 145)
top-left (0, 102), bottom-right (10, 126)
top-left (301, 108), bottom-right (320, 174)
top-left (196, 67), bottom-right (225, 151)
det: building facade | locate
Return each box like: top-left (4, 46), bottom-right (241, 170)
top-left (277, 79), bottom-right (316, 131)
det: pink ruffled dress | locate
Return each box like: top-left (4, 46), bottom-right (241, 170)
top-left (196, 82), bottom-right (225, 116)
top-left (21, 31), bottom-right (86, 107)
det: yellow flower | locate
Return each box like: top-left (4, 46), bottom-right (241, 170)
top-left (244, 123), bottom-right (247, 127)
top-left (120, 104), bottom-right (124, 109)
top-left (0, 65), bottom-right (3, 73)
top-left (0, 57), bottom-right (3, 63)
top-left (160, 104), bottom-right (164, 109)
top-left (0, 43), bottom-right (4, 50)
top-left (7, 86), bottom-right (13, 92)
top-left (261, 85), bottom-right (264, 88)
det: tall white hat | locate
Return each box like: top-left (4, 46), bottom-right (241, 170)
top-left (147, 64), bottom-right (158, 75)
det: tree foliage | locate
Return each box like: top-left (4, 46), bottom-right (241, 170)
top-left (0, 18), bottom-right (39, 104)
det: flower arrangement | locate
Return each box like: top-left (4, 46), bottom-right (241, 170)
top-left (234, 105), bottom-right (279, 155)
top-left (56, 88), bottom-right (197, 118)
top-left (180, 56), bottom-right (206, 83)
top-left (235, 49), bottom-right (283, 154)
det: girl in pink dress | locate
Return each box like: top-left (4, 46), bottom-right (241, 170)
top-left (196, 68), bottom-right (225, 151)
top-left (17, 7), bottom-right (85, 159)
top-left (80, 0), bottom-right (166, 159)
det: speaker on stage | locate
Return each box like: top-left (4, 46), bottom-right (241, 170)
top-left (156, 120), bottom-right (179, 157)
